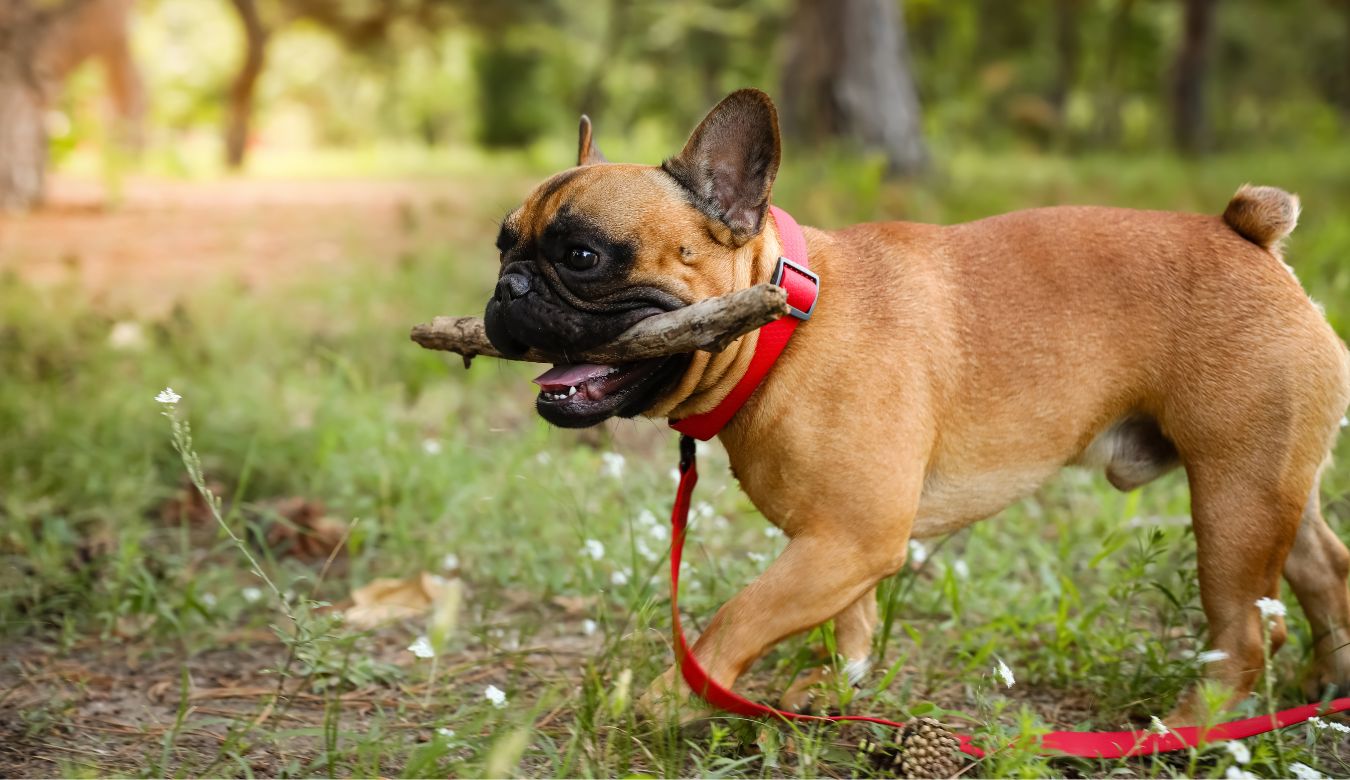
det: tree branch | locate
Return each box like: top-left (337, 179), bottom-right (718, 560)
top-left (411, 283), bottom-right (790, 367)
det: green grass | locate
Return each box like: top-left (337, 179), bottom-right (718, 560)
top-left (2, 144), bottom-right (1350, 778)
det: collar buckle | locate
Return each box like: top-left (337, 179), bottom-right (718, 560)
top-left (769, 256), bottom-right (820, 321)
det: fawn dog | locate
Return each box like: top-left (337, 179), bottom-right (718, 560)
top-left (482, 89), bottom-right (1350, 723)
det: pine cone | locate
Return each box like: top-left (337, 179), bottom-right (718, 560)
top-left (898, 717), bottom-right (962, 779)
top-left (854, 718), bottom-right (961, 779)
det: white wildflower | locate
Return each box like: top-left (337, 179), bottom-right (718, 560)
top-left (993, 658), bottom-right (1015, 688)
top-left (952, 559), bottom-right (970, 579)
top-left (200, 593), bottom-right (217, 608)
top-left (441, 552), bottom-right (460, 571)
top-left (108, 321), bottom-right (146, 351)
top-left (154, 387), bottom-right (181, 405)
top-left (636, 509), bottom-right (658, 527)
top-left (1309, 716), bottom-right (1350, 733)
top-left (908, 539), bottom-right (928, 565)
top-left (484, 684), bottom-right (508, 708)
top-left (535, 451), bottom-right (552, 464)
top-left (747, 551), bottom-right (768, 565)
top-left (1222, 739), bottom-right (1251, 765)
top-left (763, 526), bottom-right (781, 538)
top-left (437, 727), bottom-right (455, 738)
top-left (693, 502), bottom-right (714, 520)
top-left (422, 439), bottom-right (443, 455)
top-left (635, 538), bottom-right (657, 562)
top-left (649, 522), bottom-right (668, 542)
top-left (582, 539), bottom-right (605, 560)
top-left (601, 452), bottom-right (626, 478)
top-left (610, 569), bottom-right (629, 586)
top-left (1289, 762), bottom-right (1323, 780)
top-left (1149, 716), bottom-right (1169, 735)
top-left (1225, 768), bottom-right (1256, 780)
top-left (581, 619), bottom-right (598, 636)
top-left (408, 635), bottom-right (436, 659)
top-left (1197, 649), bottom-right (1230, 664)
top-left (241, 586), bottom-right (263, 603)
top-left (1255, 597), bottom-right (1287, 618)
top-left (1341, 416), bottom-right (1348, 429)
top-left (669, 468), bottom-right (681, 483)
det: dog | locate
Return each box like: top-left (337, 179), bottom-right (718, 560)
top-left (482, 89), bottom-right (1350, 724)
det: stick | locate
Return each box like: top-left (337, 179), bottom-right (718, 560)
top-left (411, 283), bottom-right (789, 366)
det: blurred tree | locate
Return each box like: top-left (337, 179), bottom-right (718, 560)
top-left (0, 0), bottom-right (143, 209)
top-left (224, 0), bottom-right (266, 169)
top-left (223, 0), bottom-right (561, 165)
top-left (1049, 0), bottom-right (1081, 126)
top-left (1172, 0), bottom-right (1215, 153)
top-left (780, 0), bottom-right (928, 176)
top-left (223, 0), bottom-right (459, 168)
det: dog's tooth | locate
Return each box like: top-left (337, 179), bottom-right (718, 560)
top-left (567, 386), bottom-right (577, 397)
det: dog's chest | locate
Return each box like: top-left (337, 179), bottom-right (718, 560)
top-left (911, 462), bottom-right (1061, 537)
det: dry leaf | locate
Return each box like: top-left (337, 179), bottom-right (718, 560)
top-left (259, 497), bottom-right (347, 560)
top-left (550, 594), bottom-right (597, 616)
top-left (344, 571), bottom-right (456, 629)
top-left (158, 478), bottom-right (226, 526)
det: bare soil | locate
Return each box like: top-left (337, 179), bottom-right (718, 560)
top-left (0, 174), bottom-right (495, 312)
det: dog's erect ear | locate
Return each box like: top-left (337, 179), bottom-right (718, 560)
top-left (577, 115), bottom-right (608, 166)
top-left (663, 89), bottom-right (781, 246)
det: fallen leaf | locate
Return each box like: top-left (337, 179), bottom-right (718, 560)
top-left (344, 571), bottom-right (456, 629)
top-left (258, 497), bottom-right (347, 560)
top-left (550, 594), bottom-right (597, 616)
top-left (158, 478), bottom-right (226, 526)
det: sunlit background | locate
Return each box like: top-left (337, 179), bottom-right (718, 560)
top-left (3, 1), bottom-right (1350, 777)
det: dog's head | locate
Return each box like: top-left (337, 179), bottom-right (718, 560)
top-left (484, 89), bottom-right (783, 427)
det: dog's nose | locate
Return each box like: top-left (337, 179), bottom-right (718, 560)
top-left (495, 273), bottom-right (530, 303)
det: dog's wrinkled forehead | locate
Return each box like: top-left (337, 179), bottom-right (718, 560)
top-left (498, 164), bottom-right (694, 265)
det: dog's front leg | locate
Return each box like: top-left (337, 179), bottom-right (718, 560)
top-left (641, 529), bottom-right (907, 720)
top-left (777, 586), bottom-right (879, 713)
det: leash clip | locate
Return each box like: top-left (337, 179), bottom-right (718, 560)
top-left (678, 434), bottom-right (696, 474)
top-left (770, 256), bottom-right (820, 321)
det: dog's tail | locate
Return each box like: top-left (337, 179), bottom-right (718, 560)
top-left (1222, 184), bottom-right (1300, 252)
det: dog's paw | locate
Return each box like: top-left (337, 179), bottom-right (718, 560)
top-left (779, 665), bottom-right (852, 715)
top-left (1302, 627), bottom-right (1350, 700)
top-left (637, 664), bottom-right (717, 725)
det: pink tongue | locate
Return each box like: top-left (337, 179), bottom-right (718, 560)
top-left (533, 363), bottom-right (616, 389)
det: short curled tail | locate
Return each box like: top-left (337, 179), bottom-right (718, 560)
top-left (1222, 184), bottom-right (1300, 252)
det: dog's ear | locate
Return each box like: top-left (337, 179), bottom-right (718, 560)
top-left (577, 115), bottom-right (608, 166)
top-left (663, 89), bottom-right (781, 246)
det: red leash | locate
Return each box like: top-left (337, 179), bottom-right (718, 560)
top-left (670, 437), bottom-right (1350, 758)
top-left (663, 204), bottom-right (1350, 759)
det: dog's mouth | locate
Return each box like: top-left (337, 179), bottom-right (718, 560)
top-left (532, 357), bottom-right (680, 427)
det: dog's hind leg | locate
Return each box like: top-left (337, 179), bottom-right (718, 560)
top-left (1169, 455), bottom-right (1310, 724)
top-left (778, 585), bottom-right (878, 713)
top-left (1284, 475), bottom-right (1350, 697)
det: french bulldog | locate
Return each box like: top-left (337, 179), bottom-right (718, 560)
top-left (482, 88), bottom-right (1350, 724)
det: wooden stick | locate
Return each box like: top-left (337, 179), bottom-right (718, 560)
top-left (411, 283), bottom-right (789, 366)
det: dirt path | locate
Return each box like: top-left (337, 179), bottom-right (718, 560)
top-left (0, 174), bottom-right (511, 311)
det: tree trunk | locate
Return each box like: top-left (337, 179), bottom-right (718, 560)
top-left (1049, 0), bottom-right (1080, 119)
top-left (1342, 0), bottom-right (1350, 116)
top-left (0, 0), bottom-right (54, 210)
top-left (781, 0), bottom-right (928, 177)
top-left (1171, 0), bottom-right (1215, 155)
top-left (225, 0), bottom-right (268, 169)
top-left (0, 0), bottom-right (143, 210)
top-left (1094, 0), bottom-right (1134, 145)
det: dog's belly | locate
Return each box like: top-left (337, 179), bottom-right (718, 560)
top-left (911, 462), bottom-right (1061, 538)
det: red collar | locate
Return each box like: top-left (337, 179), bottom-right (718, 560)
top-left (669, 205), bottom-right (819, 440)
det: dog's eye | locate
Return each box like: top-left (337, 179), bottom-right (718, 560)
top-left (564, 247), bottom-right (599, 271)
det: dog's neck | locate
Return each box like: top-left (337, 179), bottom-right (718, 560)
top-left (649, 219), bottom-right (797, 422)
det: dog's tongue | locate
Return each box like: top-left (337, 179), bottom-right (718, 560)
top-left (533, 363), bottom-right (616, 390)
